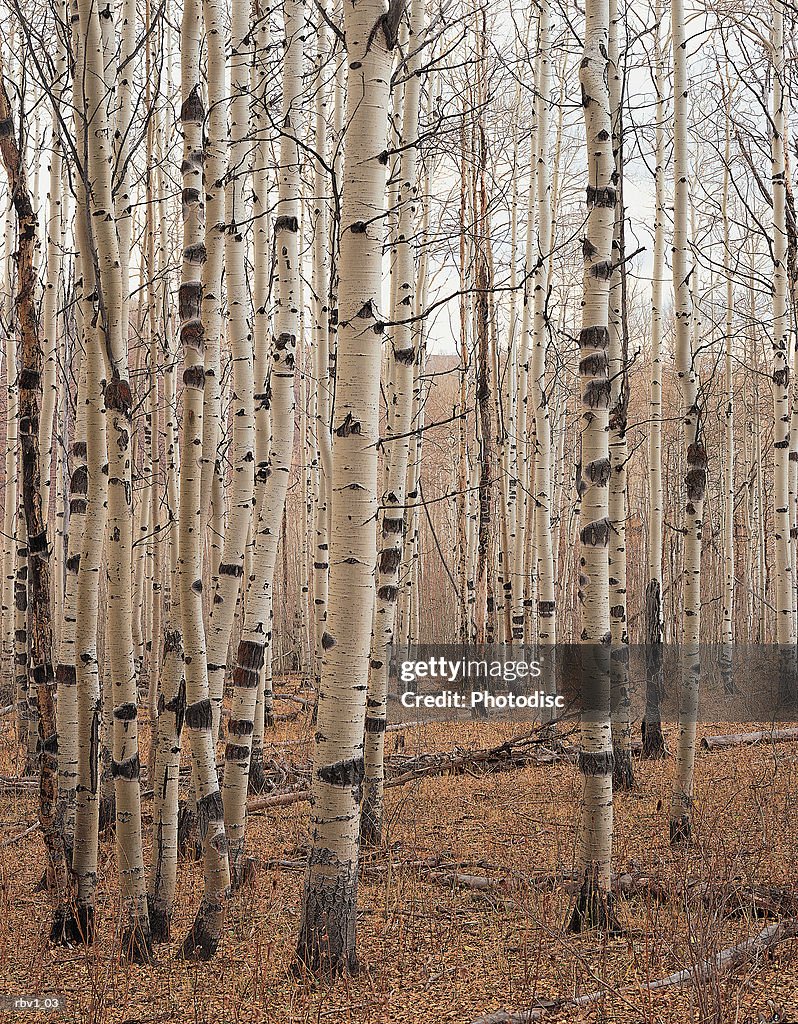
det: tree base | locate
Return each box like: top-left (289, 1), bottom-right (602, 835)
top-left (230, 855), bottom-right (257, 892)
top-left (641, 720), bottom-right (668, 759)
top-left (50, 902), bottom-right (82, 946)
top-left (292, 942), bottom-right (360, 980)
top-left (147, 898), bottom-right (171, 944)
top-left (670, 814), bottom-right (692, 848)
top-left (294, 870), bottom-right (360, 978)
top-left (180, 900), bottom-right (223, 961)
top-left (121, 915), bottom-right (153, 964)
top-left (612, 748), bottom-right (635, 790)
top-left (567, 879), bottom-right (623, 935)
top-left (62, 903), bottom-right (96, 946)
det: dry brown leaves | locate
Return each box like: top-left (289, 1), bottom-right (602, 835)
top-left (1, 705), bottom-right (797, 1024)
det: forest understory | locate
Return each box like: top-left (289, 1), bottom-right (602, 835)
top-left (2, 692), bottom-right (797, 1024)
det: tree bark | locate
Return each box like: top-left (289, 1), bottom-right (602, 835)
top-left (569, 0), bottom-right (618, 933)
top-left (668, 0), bottom-right (704, 848)
top-left (177, 0), bottom-right (231, 959)
top-left (295, 0), bottom-right (402, 976)
top-left (0, 43), bottom-right (71, 943)
top-left (362, 0), bottom-right (425, 847)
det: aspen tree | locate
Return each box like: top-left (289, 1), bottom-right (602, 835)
top-left (251, 2), bottom-right (273, 506)
top-left (607, 0), bottom-right (632, 789)
top-left (248, 2), bottom-right (273, 780)
top-left (147, 12), bottom-right (185, 944)
top-left (472, 22), bottom-right (496, 648)
top-left (54, 349), bottom-right (85, 860)
top-left (199, 0), bottom-right (226, 643)
top-left (221, 0), bottom-right (304, 883)
top-left (68, 0), bottom-right (107, 939)
top-left (401, 82), bottom-right (435, 647)
top-left (15, 506), bottom-right (34, 765)
top-left (249, 0), bottom-right (304, 738)
top-left (295, 0), bottom-right (403, 976)
top-left (532, 0), bottom-right (555, 647)
top-left (456, 118), bottom-right (472, 643)
top-left (569, 0), bottom-right (618, 932)
top-left (2, 205), bottom-right (17, 716)
top-left (133, 262), bottom-right (152, 689)
top-left (38, 33), bottom-right (63, 531)
top-left (177, 0), bottom-right (231, 959)
top-left (512, 128), bottom-right (535, 643)
top-left (143, 2), bottom-right (163, 767)
top-left (205, 0), bottom-right (255, 744)
top-left (362, 0), bottom-right (425, 847)
top-left (76, 0), bottom-right (151, 957)
top-left (668, 0), bottom-right (704, 847)
top-left (770, 0), bottom-right (794, 658)
top-left (720, 74), bottom-right (735, 694)
top-left (114, 0), bottom-right (135, 344)
top-left (148, 481), bottom-right (185, 941)
top-left (312, 7), bottom-right (332, 690)
top-left (0, 46), bottom-right (71, 941)
top-left (642, 0), bottom-right (667, 758)
top-left (505, 116), bottom-right (519, 642)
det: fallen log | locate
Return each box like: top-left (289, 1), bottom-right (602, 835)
top-left (246, 729), bottom-right (574, 812)
top-left (700, 728), bottom-right (798, 750)
top-left (469, 918), bottom-right (798, 1024)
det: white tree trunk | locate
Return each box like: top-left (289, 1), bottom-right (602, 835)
top-left (296, 0), bottom-right (398, 975)
top-left (532, 0), bottom-right (555, 647)
top-left (570, 0), bottom-right (617, 933)
top-left (312, 8), bottom-right (333, 690)
top-left (607, 0), bottom-right (632, 789)
top-left (362, 0), bottom-right (425, 847)
top-left (220, 0), bottom-right (304, 882)
top-left (642, 0), bottom-right (668, 758)
top-left (205, 0), bottom-right (255, 744)
top-left (68, 0), bottom-right (107, 940)
top-left (770, 0), bottom-right (793, 650)
top-left (77, 0), bottom-right (151, 958)
top-left (668, 0), bottom-right (704, 847)
top-left (177, 0), bottom-right (231, 959)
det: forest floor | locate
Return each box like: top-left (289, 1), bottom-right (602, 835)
top-left (1, 686), bottom-right (797, 1023)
